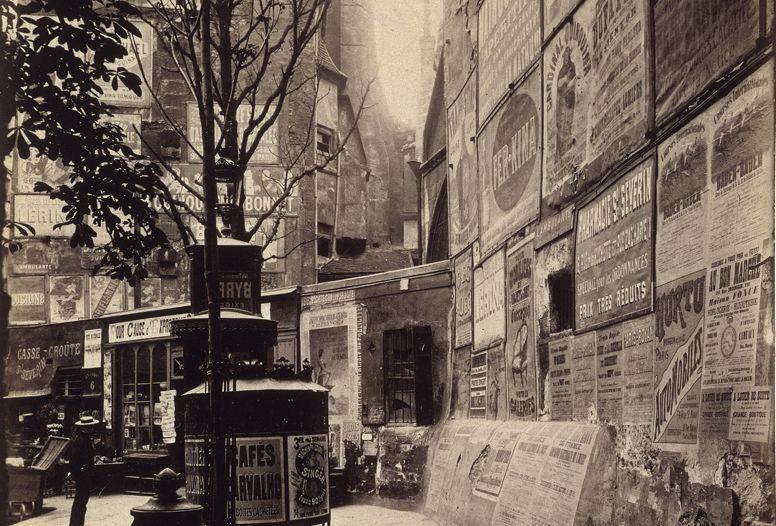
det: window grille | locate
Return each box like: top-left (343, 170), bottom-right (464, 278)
top-left (383, 326), bottom-right (434, 425)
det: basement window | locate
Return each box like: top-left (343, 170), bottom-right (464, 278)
top-left (384, 326), bottom-right (434, 425)
top-left (548, 269), bottom-right (574, 332)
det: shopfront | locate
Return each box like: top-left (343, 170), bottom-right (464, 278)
top-left (5, 320), bottom-right (101, 455)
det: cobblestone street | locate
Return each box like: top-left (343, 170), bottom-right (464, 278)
top-left (13, 494), bottom-right (438, 526)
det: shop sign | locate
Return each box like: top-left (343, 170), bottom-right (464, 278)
top-left (6, 323), bottom-right (84, 394)
top-left (83, 328), bottom-right (102, 369)
top-left (108, 313), bottom-right (186, 343)
top-left (575, 158), bottom-right (654, 331)
top-left (535, 205), bottom-right (574, 249)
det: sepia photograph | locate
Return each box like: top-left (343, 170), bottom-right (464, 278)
top-left (0, 0), bottom-right (774, 525)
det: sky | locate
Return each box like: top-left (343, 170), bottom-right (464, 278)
top-left (369, 0), bottom-right (443, 128)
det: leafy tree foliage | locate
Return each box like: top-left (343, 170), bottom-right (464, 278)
top-left (0, 0), bottom-right (168, 283)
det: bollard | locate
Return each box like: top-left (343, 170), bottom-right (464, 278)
top-left (130, 468), bottom-right (204, 526)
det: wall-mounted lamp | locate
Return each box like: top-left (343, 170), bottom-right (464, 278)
top-left (368, 341), bottom-right (376, 354)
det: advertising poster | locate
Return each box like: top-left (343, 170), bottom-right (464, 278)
top-left (702, 244), bottom-right (764, 389)
top-left (656, 118), bottom-right (708, 285)
top-left (542, 15), bottom-right (592, 207)
top-left (328, 424), bottom-right (342, 468)
top-left (707, 63), bottom-right (774, 257)
top-left (140, 277), bottom-right (162, 308)
top-left (162, 276), bottom-right (189, 305)
top-left (543, 0), bottom-right (648, 207)
top-left (83, 328), bottom-right (102, 369)
top-left (728, 387), bottom-right (772, 443)
top-left (654, 269), bottom-right (705, 444)
top-left (187, 103), bottom-right (279, 164)
top-left (13, 194), bottom-right (75, 238)
top-left (575, 158), bottom-right (654, 331)
top-left (104, 113), bottom-right (142, 152)
top-left (160, 389), bottom-right (176, 444)
top-left (103, 349), bottom-right (113, 429)
top-left (49, 275), bottom-right (85, 323)
top-left (301, 302), bottom-right (360, 460)
top-left (492, 422), bottom-right (599, 525)
top-left (654, 0), bottom-right (760, 123)
top-left (158, 164), bottom-right (298, 217)
top-left (9, 276), bottom-right (46, 324)
top-left (15, 154), bottom-right (69, 193)
top-left (699, 388), bottom-right (733, 439)
top-left (479, 68), bottom-right (541, 256)
top-left (473, 249), bottom-right (506, 350)
top-left (9, 239), bottom-right (81, 275)
top-left (96, 21), bottom-right (153, 107)
top-left (425, 423), bottom-right (459, 513)
top-left (90, 276), bottom-right (124, 317)
top-left (309, 325), bottom-right (350, 416)
top-left (535, 205), bottom-right (574, 249)
top-left (288, 434), bottom-right (328, 521)
top-left (447, 76), bottom-right (478, 256)
top-left (443, 2), bottom-right (476, 108)
top-left (234, 437), bottom-right (285, 524)
top-left (185, 439), bottom-right (207, 506)
top-left (454, 248), bottom-right (473, 348)
top-left (470, 349), bottom-right (487, 418)
top-left (505, 237), bottom-right (536, 420)
top-left (473, 427), bottom-right (522, 501)
top-left (487, 345), bottom-right (507, 420)
top-left (622, 315), bottom-right (655, 426)
top-left (543, 0), bottom-right (580, 39)
top-left (596, 324), bottom-right (623, 423)
top-left (571, 331), bottom-right (596, 421)
top-left (548, 335), bottom-right (572, 420)
top-left (477, 0), bottom-right (540, 120)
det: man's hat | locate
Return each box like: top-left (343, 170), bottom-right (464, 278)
top-left (74, 415), bottom-right (100, 427)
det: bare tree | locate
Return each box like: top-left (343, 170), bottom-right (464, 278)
top-left (129, 2), bottom-right (370, 523)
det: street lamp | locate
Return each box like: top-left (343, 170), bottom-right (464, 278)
top-left (213, 156), bottom-right (242, 236)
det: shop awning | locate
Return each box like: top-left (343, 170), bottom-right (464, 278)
top-left (4, 387), bottom-right (52, 399)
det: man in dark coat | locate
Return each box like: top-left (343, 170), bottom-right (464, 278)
top-left (66, 415), bottom-right (99, 526)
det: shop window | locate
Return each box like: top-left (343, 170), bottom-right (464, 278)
top-left (383, 326), bottom-right (434, 425)
top-left (548, 269), bottom-right (574, 332)
top-left (121, 343), bottom-right (170, 452)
